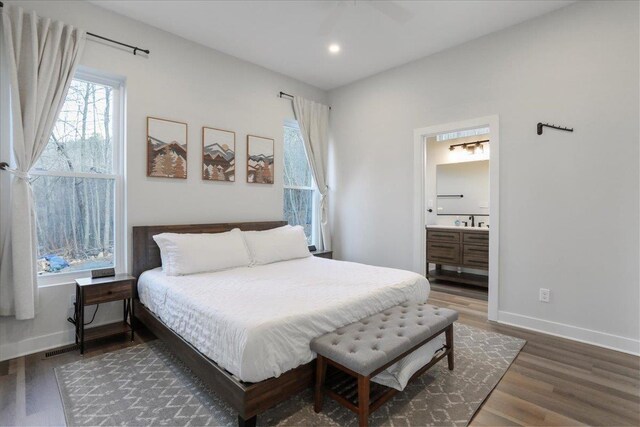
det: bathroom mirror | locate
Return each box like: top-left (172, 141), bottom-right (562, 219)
top-left (436, 160), bottom-right (489, 215)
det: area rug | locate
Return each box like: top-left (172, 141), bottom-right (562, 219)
top-left (55, 323), bottom-right (525, 426)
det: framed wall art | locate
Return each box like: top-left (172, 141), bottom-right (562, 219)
top-left (202, 127), bottom-right (235, 181)
top-left (246, 135), bottom-right (274, 184)
top-left (147, 117), bottom-right (188, 179)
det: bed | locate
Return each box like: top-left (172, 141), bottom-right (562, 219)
top-left (132, 221), bottom-right (430, 426)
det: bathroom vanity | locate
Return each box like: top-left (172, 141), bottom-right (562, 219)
top-left (426, 225), bottom-right (488, 287)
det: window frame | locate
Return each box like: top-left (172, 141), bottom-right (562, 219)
top-left (283, 120), bottom-right (319, 246)
top-left (36, 67), bottom-right (126, 287)
top-left (436, 126), bottom-right (490, 142)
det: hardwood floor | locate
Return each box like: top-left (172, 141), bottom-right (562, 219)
top-left (430, 281), bottom-right (489, 301)
top-left (427, 291), bottom-right (640, 426)
top-left (0, 330), bottom-right (156, 427)
top-left (1, 292), bottom-right (638, 426)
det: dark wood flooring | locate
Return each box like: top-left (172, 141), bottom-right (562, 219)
top-left (1, 292), bottom-right (638, 426)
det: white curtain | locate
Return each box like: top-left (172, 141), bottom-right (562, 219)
top-left (0, 7), bottom-right (85, 319)
top-left (292, 96), bottom-right (331, 250)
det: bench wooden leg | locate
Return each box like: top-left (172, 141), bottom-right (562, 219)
top-left (446, 323), bottom-right (454, 370)
top-left (357, 375), bottom-right (370, 427)
top-left (238, 415), bottom-right (256, 427)
top-left (314, 355), bottom-right (327, 413)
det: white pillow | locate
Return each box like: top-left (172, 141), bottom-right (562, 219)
top-left (153, 228), bottom-right (251, 276)
top-left (243, 225), bottom-right (311, 266)
top-left (371, 333), bottom-right (446, 391)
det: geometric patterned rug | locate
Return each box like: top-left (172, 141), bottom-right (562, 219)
top-left (55, 323), bottom-right (525, 426)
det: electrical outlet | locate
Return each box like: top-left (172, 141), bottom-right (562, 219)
top-left (539, 288), bottom-right (550, 303)
top-left (69, 293), bottom-right (76, 307)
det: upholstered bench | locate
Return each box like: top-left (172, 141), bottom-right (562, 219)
top-left (311, 302), bottom-right (458, 427)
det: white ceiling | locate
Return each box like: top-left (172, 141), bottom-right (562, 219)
top-left (91, 0), bottom-right (573, 90)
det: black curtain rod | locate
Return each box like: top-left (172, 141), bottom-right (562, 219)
top-left (0, 2), bottom-right (148, 56)
top-left (279, 91), bottom-right (332, 110)
top-left (86, 32), bottom-right (149, 56)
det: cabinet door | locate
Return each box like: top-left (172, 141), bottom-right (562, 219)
top-left (427, 241), bottom-right (461, 264)
top-left (462, 232), bottom-right (489, 245)
top-left (427, 230), bottom-right (461, 243)
top-left (463, 244), bottom-right (489, 269)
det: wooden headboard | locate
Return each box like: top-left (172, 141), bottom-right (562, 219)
top-left (131, 220), bottom-right (287, 278)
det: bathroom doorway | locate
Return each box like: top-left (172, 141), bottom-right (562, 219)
top-left (413, 116), bottom-right (500, 321)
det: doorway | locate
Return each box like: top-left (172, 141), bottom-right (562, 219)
top-left (413, 116), bottom-right (500, 321)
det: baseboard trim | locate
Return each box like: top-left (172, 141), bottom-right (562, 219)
top-left (4, 311), bottom-right (636, 360)
top-left (498, 310), bottom-right (640, 356)
top-left (0, 318), bottom-right (120, 361)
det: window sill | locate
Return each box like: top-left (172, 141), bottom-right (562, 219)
top-left (38, 280), bottom-right (76, 289)
top-left (38, 271), bottom-right (88, 287)
top-left (37, 269), bottom-right (119, 288)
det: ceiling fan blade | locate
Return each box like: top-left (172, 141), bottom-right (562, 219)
top-left (367, 1), bottom-right (412, 23)
top-left (317, 2), bottom-right (347, 36)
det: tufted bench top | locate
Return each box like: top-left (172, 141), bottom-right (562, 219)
top-left (311, 302), bottom-right (458, 377)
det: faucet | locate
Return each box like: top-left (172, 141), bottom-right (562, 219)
top-left (468, 215), bottom-right (475, 227)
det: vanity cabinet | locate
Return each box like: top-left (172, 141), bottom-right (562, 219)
top-left (426, 227), bottom-right (488, 287)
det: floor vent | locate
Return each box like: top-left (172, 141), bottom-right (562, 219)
top-left (45, 345), bottom-right (79, 358)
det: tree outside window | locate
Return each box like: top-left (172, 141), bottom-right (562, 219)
top-left (31, 76), bottom-right (122, 276)
top-left (283, 125), bottom-right (316, 244)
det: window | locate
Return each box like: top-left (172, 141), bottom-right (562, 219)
top-left (436, 127), bottom-right (490, 142)
top-left (31, 70), bottom-right (124, 282)
top-left (283, 123), bottom-right (317, 244)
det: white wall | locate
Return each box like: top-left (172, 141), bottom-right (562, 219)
top-left (328, 1), bottom-right (639, 354)
top-left (0, 0), bottom-right (327, 360)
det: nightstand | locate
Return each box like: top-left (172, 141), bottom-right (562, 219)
top-left (75, 274), bottom-right (135, 354)
top-left (311, 250), bottom-right (333, 259)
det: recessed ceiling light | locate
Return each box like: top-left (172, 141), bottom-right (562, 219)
top-left (328, 44), bottom-right (341, 54)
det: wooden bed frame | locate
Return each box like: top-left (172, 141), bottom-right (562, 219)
top-left (132, 221), bottom-right (314, 427)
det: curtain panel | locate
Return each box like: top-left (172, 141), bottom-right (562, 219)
top-left (0, 7), bottom-right (85, 319)
top-left (292, 96), bottom-right (331, 251)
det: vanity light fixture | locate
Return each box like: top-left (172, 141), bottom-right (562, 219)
top-left (448, 139), bottom-right (489, 153)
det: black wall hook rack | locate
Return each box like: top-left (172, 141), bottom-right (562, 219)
top-left (537, 122), bottom-right (574, 135)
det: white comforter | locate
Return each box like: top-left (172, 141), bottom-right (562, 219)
top-left (138, 256), bottom-right (429, 382)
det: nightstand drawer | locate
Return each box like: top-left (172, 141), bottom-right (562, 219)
top-left (427, 241), bottom-right (460, 264)
top-left (312, 251), bottom-right (333, 259)
top-left (83, 282), bottom-right (132, 305)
